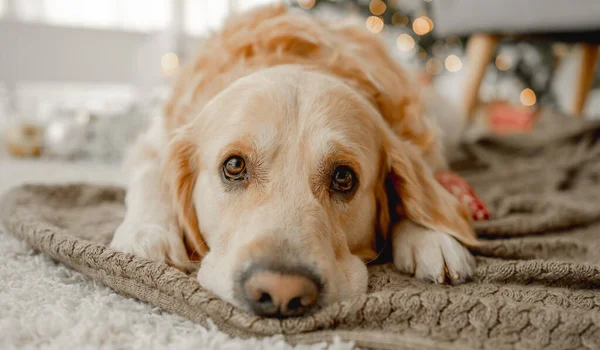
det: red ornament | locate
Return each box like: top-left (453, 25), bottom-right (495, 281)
top-left (435, 171), bottom-right (491, 221)
top-left (487, 101), bottom-right (539, 135)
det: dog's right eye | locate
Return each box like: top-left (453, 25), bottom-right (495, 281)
top-left (330, 166), bottom-right (356, 193)
top-left (223, 156), bottom-right (247, 181)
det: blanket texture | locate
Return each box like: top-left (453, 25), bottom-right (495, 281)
top-left (2, 112), bottom-right (600, 350)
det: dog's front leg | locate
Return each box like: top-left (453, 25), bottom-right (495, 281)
top-left (392, 220), bottom-right (475, 284)
top-left (110, 117), bottom-right (193, 271)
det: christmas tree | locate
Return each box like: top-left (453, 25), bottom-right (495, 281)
top-left (294, 0), bottom-right (600, 108)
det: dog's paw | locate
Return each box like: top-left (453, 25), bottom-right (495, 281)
top-left (110, 219), bottom-right (195, 272)
top-left (392, 222), bottom-right (475, 284)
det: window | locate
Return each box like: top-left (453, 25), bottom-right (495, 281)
top-left (183, 0), bottom-right (283, 36)
top-left (5, 0), bottom-right (284, 34)
top-left (42, 0), bottom-right (120, 28)
top-left (14, 0), bottom-right (171, 32)
top-left (120, 0), bottom-right (171, 32)
top-left (16, 0), bottom-right (51, 22)
top-left (183, 0), bottom-right (229, 37)
top-left (235, 0), bottom-right (282, 12)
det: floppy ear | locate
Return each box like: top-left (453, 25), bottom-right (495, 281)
top-left (162, 129), bottom-right (209, 260)
top-left (385, 136), bottom-right (478, 247)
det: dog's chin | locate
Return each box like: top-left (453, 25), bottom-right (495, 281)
top-left (333, 253), bottom-right (370, 302)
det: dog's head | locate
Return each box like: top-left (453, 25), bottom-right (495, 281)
top-left (162, 65), bottom-right (473, 317)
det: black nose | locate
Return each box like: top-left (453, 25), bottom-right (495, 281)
top-left (239, 265), bottom-right (320, 317)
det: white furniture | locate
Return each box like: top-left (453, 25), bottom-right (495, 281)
top-left (430, 0), bottom-right (600, 118)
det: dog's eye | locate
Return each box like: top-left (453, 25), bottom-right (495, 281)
top-left (223, 156), bottom-right (247, 181)
top-left (330, 166), bottom-right (355, 193)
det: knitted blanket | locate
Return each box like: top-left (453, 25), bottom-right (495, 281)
top-left (2, 112), bottom-right (600, 350)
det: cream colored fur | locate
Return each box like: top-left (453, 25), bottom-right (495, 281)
top-left (110, 5), bottom-right (476, 312)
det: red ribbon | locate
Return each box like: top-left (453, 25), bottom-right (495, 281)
top-left (435, 171), bottom-right (491, 221)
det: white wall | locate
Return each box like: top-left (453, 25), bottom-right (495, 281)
top-left (0, 21), bottom-right (161, 87)
top-left (0, 20), bottom-right (204, 125)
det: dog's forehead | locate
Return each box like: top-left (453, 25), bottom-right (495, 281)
top-left (204, 67), bottom-right (382, 163)
top-left (233, 69), bottom-right (378, 130)
top-left (233, 93), bottom-right (379, 161)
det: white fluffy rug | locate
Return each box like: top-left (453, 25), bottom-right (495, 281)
top-left (0, 157), bottom-right (356, 350)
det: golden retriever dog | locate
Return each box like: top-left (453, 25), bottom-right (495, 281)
top-left (111, 5), bottom-right (477, 318)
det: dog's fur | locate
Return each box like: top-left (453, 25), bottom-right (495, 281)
top-left (111, 5), bottom-right (477, 311)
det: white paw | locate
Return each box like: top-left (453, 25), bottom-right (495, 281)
top-left (392, 221), bottom-right (475, 284)
top-left (110, 219), bottom-right (195, 272)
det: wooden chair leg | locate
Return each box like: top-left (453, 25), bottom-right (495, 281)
top-left (462, 34), bottom-right (499, 120)
top-left (570, 43), bottom-right (599, 117)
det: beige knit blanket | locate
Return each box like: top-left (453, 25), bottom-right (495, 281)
top-left (2, 112), bottom-right (600, 349)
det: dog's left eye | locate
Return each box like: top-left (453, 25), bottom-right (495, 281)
top-left (223, 156), bottom-right (247, 181)
top-left (330, 166), bottom-right (356, 193)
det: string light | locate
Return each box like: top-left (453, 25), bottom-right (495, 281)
top-left (391, 12), bottom-right (409, 26)
top-left (445, 55), bottom-right (462, 72)
top-left (520, 88), bottom-right (537, 106)
top-left (418, 48), bottom-right (428, 60)
top-left (297, 0), bottom-right (315, 9)
top-left (369, 0), bottom-right (386, 15)
top-left (425, 58), bottom-right (443, 75)
top-left (495, 54), bottom-right (511, 71)
top-left (161, 53), bottom-right (179, 75)
top-left (366, 16), bottom-right (384, 33)
top-left (396, 34), bottom-right (415, 52)
top-left (424, 16), bottom-right (434, 29)
top-left (413, 16), bottom-right (433, 35)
